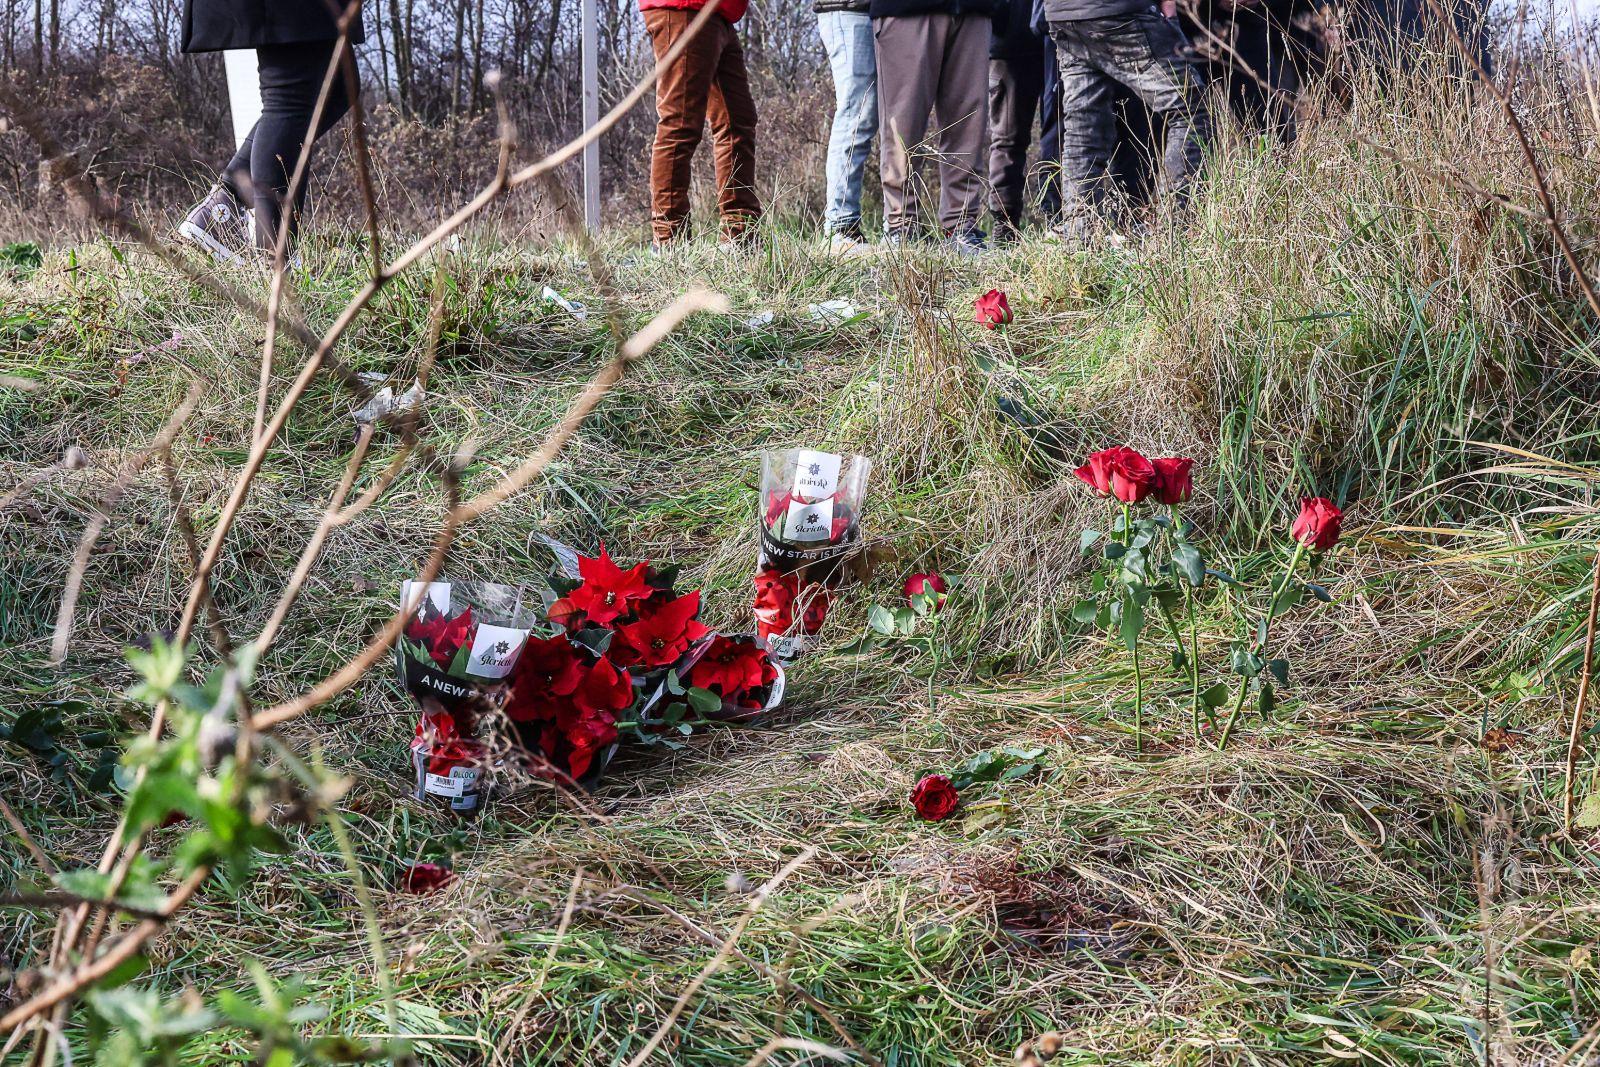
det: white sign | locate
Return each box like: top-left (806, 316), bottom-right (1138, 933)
top-left (785, 498), bottom-right (834, 543)
top-left (791, 450), bottom-right (841, 501)
top-left (466, 623), bottom-right (528, 680)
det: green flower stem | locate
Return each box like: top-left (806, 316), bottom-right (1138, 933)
top-left (927, 609), bottom-right (940, 717)
top-left (1131, 597), bottom-right (1144, 754)
top-left (1217, 540), bottom-right (1307, 750)
top-left (1171, 503), bottom-right (1203, 740)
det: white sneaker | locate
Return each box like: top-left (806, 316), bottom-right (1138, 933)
top-left (828, 231), bottom-right (874, 259)
top-left (177, 185), bottom-right (248, 266)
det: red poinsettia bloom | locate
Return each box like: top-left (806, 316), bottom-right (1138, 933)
top-left (399, 862), bottom-right (454, 894)
top-left (904, 572), bottom-right (947, 611)
top-left (766, 490), bottom-right (794, 528)
top-left (800, 584), bottom-right (831, 634)
top-left (1074, 446), bottom-right (1156, 504)
top-left (616, 591), bottom-right (709, 668)
top-left (567, 545), bottom-right (652, 627)
top-left (754, 569), bottom-right (798, 640)
top-left (973, 289), bottom-right (1013, 329)
top-left (1150, 457), bottom-right (1195, 506)
top-left (546, 596), bottom-right (585, 633)
top-left (504, 635), bottom-right (584, 722)
top-left (572, 656), bottom-right (634, 719)
top-left (406, 606), bottom-right (474, 669)
top-left (911, 774), bottom-right (960, 821)
top-left (686, 635), bottom-right (771, 699)
top-left (1291, 496), bottom-right (1343, 551)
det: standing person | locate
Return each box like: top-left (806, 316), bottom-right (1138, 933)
top-left (177, 0), bottom-right (364, 264)
top-left (816, 0), bottom-right (878, 253)
top-left (987, 0), bottom-right (1047, 239)
top-left (1043, 0), bottom-right (1211, 240)
top-left (872, 0), bottom-right (1001, 255)
top-left (640, 0), bottom-right (762, 249)
top-left (1033, 0), bottom-right (1064, 221)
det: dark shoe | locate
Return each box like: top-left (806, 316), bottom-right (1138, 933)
top-left (881, 228), bottom-right (922, 250)
top-left (946, 227), bottom-right (989, 257)
top-left (178, 185), bottom-right (248, 265)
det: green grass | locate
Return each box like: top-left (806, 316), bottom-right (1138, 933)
top-left (6, 62), bottom-right (1600, 1062)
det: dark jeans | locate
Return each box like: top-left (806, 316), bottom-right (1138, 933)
top-left (1050, 11), bottom-right (1209, 218)
top-left (987, 52), bottom-right (1043, 231)
top-left (1038, 38), bottom-right (1063, 219)
top-left (220, 40), bottom-right (354, 249)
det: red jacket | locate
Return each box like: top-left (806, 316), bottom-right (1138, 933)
top-left (640, 0), bottom-right (748, 26)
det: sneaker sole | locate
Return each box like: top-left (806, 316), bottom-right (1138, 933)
top-left (177, 220), bottom-right (246, 267)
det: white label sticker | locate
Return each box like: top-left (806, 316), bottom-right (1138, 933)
top-left (466, 623), bottom-right (528, 680)
top-left (785, 498), bottom-right (834, 543)
top-left (403, 580), bottom-right (452, 616)
top-left (423, 766), bottom-right (479, 798)
top-left (791, 450), bottom-right (841, 501)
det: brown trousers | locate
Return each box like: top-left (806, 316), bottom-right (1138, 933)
top-left (644, 8), bottom-right (761, 243)
top-left (873, 13), bottom-right (991, 235)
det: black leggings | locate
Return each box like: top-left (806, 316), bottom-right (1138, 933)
top-left (220, 40), bottom-right (356, 249)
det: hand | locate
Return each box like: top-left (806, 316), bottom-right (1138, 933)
top-left (1160, 0), bottom-right (1178, 17)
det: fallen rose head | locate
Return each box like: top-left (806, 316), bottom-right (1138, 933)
top-left (973, 288), bottom-right (1013, 329)
top-left (400, 862), bottom-right (454, 894)
top-left (904, 572), bottom-right (948, 611)
top-left (1290, 496), bottom-right (1343, 551)
top-left (910, 774), bottom-right (960, 821)
top-left (1150, 457), bottom-right (1195, 506)
top-left (1075, 447), bottom-right (1156, 504)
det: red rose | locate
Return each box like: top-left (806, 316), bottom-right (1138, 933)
top-left (973, 289), bottom-right (1013, 329)
top-left (504, 635), bottom-right (583, 722)
top-left (405, 606), bottom-right (474, 670)
top-left (1150, 457), bottom-right (1195, 506)
top-left (686, 635), bottom-right (771, 700)
top-left (1290, 496), bottom-right (1343, 551)
top-left (910, 774), bottom-right (960, 821)
top-left (753, 569), bottom-right (799, 641)
top-left (567, 544), bottom-right (652, 627)
top-left (615, 591), bottom-right (710, 669)
top-left (400, 862), bottom-right (454, 894)
top-left (904, 572), bottom-right (947, 611)
top-left (1073, 446), bottom-right (1155, 504)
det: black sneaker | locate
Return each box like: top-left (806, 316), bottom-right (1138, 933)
top-left (946, 227), bottom-right (989, 258)
top-left (178, 185), bottom-right (248, 265)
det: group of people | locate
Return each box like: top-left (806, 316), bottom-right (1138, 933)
top-left (175, 0), bottom-right (1321, 263)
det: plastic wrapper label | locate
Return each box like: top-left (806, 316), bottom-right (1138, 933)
top-left (785, 499), bottom-right (834, 542)
top-left (467, 623), bottom-right (528, 680)
top-left (791, 450), bottom-right (841, 500)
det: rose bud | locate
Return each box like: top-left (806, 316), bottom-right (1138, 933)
top-left (1290, 496), bottom-right (1343, 551)
top-left (904, 572), bottom-right (948, 612)
top-left (1150, 457), bottom-right (1194, 506)
top-left (1074, 447), bottom-right (1156, 504)
top-left (973, 289), bottom-right (1013, 330)
top-left (399, 862), bottom-right (455, 894)
top-left (910, 774), bottom-right (960, 821)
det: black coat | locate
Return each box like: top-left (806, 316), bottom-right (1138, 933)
top-left (870, 0), bottom-right (1003, 22)
top-left (991, 0), bottom-right (1045, 58)
top-left (181, 0), bottom-right (366, 53)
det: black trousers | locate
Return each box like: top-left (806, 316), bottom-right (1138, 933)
top-left (986, 45), bottom-right (1063, 229)
top-left (220, 40), bottom-right (355, 248)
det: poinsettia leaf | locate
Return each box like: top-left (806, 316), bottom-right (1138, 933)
top-left (1173, 544), bottom-right (1206, 587)
top-left (1072, 598), bottom-right (1098, 624)
top-left (867, 605), bottom-right (896, 635)
top-left (1201, 682), bottom-right (1230, 708)
top-left (1080, 529), bottom-right (1102, 554)
top-left (1267, 658), bottom-right (1290, 685)
top-left (686, 687), bottom-right (721, 715)
top-left (665, 669), bottom-right (685, 696)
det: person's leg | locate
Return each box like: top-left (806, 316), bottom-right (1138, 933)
top-left (1086, 11), bottom-right (1211, 206)
top-left (931, 14), bottom-right (990, 235)
top-left (874, 14), bottom-right (941, 237)
top-left (644, 8), bottom-right (720, 244)
top-left (987, 58), bottom-right (1024, 232)
top-left (247, 40), bottom-right (353, 248)
top-left (1051, 24), bottom-right (1119, 224)
top-left (1037, 39), bottom-right (1063, 219)
top-left (706, 22), bottom-right (762, 239)
top-left (818, 11), bottom-right (878, 237)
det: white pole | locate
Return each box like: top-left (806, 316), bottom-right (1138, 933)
top-left (223, 49), bottom-right (263, 149)
top-left (580, 0), bottom-right (601, 230)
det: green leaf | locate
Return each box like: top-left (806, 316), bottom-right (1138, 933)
top-left (1119, 597), bottom-right (1145, 651)
top-left (1173, 543), bottom-right (1205, 586)
top-left (1171, 648), bottom-right (1188, 671)
top-left (687, 686), bottom-right (722, 715)
top-left (1272, 584), bottom-right (1304, 613)
top-left (867, 604), bottom-right (896, 636)
top-left (1266, 658), bottom-right (1290, 685)
top-left (1072, 598), bottom-right (1098, 624)
top-left (1079, 529), bottom-right (1102, 554)
top-left (1305, 582), bottom-right (1333, 603)
top-left (893, 606), bottom-right (917, 635)
top-left (1576, 793), bottom-right (1600, 829)
top-left (1258, 683), bottom-right (1277, 716)
top-left (1103, 541), bottom-right (1126, 561)
top-left (1200, 683), bottom-right (1230, 708)
top-left (1231, 648), bottom-right (1263, 677)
